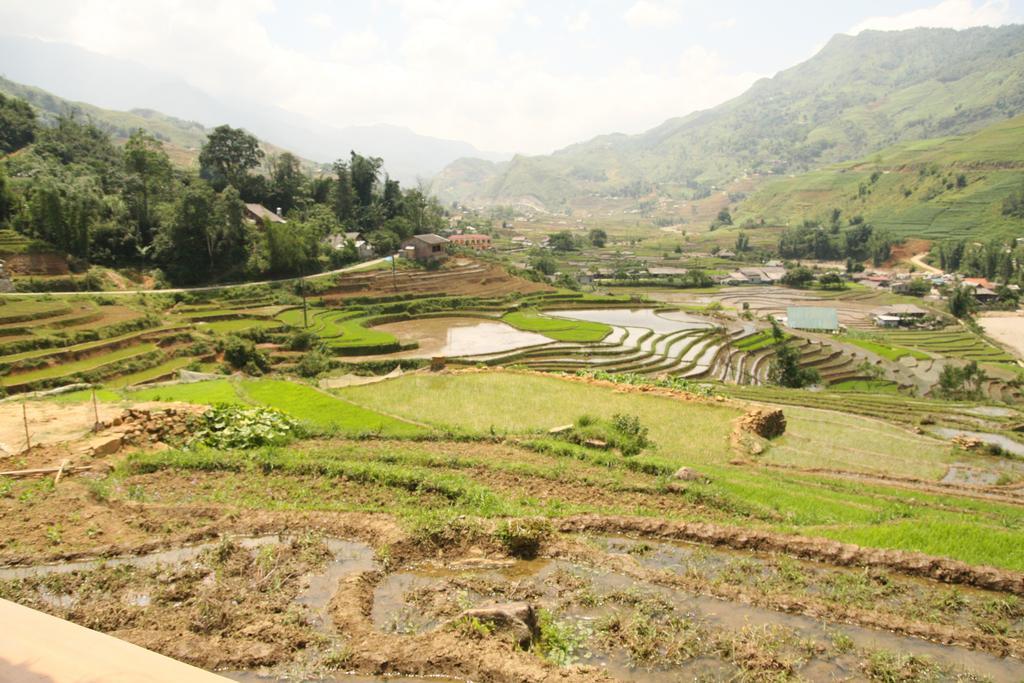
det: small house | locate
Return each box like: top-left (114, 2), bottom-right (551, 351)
top-left (324, 232), bottom-right (374, 260)
top-left (243, 203), bottom-right (286, 225)
top-left (786, 306), bottom-right (840, 333)
top-left (400, 234), bottom-right (449, 263)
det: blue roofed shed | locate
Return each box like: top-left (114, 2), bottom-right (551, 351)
top-left (786, 306), bottom-right (839, 332)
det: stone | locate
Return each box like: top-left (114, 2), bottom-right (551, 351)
top-left (457, 602), bottom-right (539, 648)
top-left (738, 408), bottom-right (786, 439)
top-left (672, 467), bottom-right (708, 482)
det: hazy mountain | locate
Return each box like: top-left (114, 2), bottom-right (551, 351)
top-left (431, 25), bottom-right (1024, 209)
top-left (0, 34), bottom-right (507, 183)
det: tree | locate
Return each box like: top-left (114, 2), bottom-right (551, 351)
top-left (767, 321), bottom-right (820, 389)
top-left (818, 272), bottom-right (845, 290)
top-left (530, 253), bottom-right (558, 276)
top-left (716, 208), bottom-right (733, 226)
top-left (781, 266), bottom-right (814, 288)
top-left (0, 92), bottom-right (36, 153)
top-left (382, 176), bottom-right (403, 219)
top-left (0, 165), bottom-right (12, 224)
top-left (155, 183), bottom-right (218, 281)
top-left (123, 130), bottom-right (172, 244)
top-left (937, 361), bottom-right (986, 399)
top-left (947, 285), bottom-right (977, 319)
top-left (349, 152), bottom-right (382, 208)
top-left (332, 160), bottom-right (355, 223)
top-left (588, 228), bottom-right (607, 247)
top-left (735, 231), bottom-right (750, 253)
top-left (199, 125), bottom-right (264, 192)
top-left (266, 152), bottom-right (305, 215)
top-left (906, 279), bottom-right (932, 297)
top-left (549, 231), bottom-right (578, 251)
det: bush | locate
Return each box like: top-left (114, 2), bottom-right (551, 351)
top-left (296, 350), bottom-right (332, 378)
top-left (559, 413), bottom-right (651, 456)
top-left (222, 335), bottom-right (269, 374)
top-left (288, 329), bottom-right (319, 351)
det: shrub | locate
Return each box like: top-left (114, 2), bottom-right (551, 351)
top-left (222, 335), bottom-right (269, 374)
top-left (559, 413), bottom-right (651, 457)
top-left (296, 350), bottom-right (332, 378)
top-left (288, 329), bottom-right (319, 351)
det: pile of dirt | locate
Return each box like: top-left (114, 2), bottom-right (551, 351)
top-left (738, 408), bottom-right (786, 438)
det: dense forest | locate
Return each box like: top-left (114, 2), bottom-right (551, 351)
top-left (0, 92), bottom-right (447, 284)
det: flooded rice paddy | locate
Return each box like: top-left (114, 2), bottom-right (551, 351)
top-left (374, 317), bottom-right (551, 357)
top-left (547, 308), bottom-right (711, 334)
top-left (2, 532), bottom-right (1022, 681)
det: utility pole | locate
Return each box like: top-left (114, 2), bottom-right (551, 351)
top-left (392, 252), bottom-right (399, 293)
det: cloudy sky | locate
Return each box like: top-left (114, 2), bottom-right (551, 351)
top-left (0, 0), bottom-right (1020, 154)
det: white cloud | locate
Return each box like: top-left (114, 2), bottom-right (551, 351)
top-left (849, 0), bottom-right (1014, 34)
top-left (624, 1), bottom-right (680, 29)
top-left (328, 29), bottom-right (383, 63)
top-left (566, 9), bottom-right (591, 33)
top-left (0, 0), bottom-right (765, 154)
top-left (307, 12), bottom-right (334, 31)
top-left (712, 17), bottom-right (737, 30)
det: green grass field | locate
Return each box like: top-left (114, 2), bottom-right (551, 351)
top-left (239, 379), bottom-right (426, 436)
top-left (502, 309), bottom-right (612, 342)
top-left (5, 343), bottom-right (159, 387)
top-left (126, 378), bottom-right (426, 437)
top-left (842, 336), bottom-right (931, 361)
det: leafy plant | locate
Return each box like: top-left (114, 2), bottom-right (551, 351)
top-left (189, 404), bottom-right (300, 449)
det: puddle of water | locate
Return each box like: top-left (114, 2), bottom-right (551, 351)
top-left (369, 543), bottom-right (1024, 682)
top-left (928, 427), bottom-right (1024, 457)
top-left (373, 317), bottom-right (551, 357)
top-left (222, 673), bottom-right (455, 683)
top-left (547, 308), bottom-right (710, 334)
top-left (295, 539), bottom-right (378, 633)
top-left (965, 406), bottom-right (1016, 418)
top-left (941, 464), bottom-right (1001, 485)
top-left (0, 535), bottom-right (283, 581)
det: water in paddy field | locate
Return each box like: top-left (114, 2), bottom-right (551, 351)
top-left (373, 316), bottom-right (551, 356)
top-left (928, 427), bottom-right (1024, 457)
top-left (547, 308), bottom-right (711, 334)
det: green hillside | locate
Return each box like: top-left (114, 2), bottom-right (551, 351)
top-left (735, 114), bottom-right (1024, 241)
top-left (432, 25), bottom-right (1024, 209)
top-left (0, 77), bottom-right (314, 170)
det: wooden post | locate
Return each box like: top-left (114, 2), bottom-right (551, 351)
top-left (92, 387), bottom-right (100, 427)
top-left (22, 403), bottom-right (30, 451)
top-left (54, 459), bottom-right (69, 485)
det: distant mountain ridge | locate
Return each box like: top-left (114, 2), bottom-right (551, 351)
top-left (0, 34), bottom-right (508, 183)
top-left (431, 25), bottom-right (1024, 208)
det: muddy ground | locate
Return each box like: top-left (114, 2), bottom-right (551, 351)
top-left (2, 423), bottom-right (1024, 681)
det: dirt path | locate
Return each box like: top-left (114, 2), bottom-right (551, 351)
top-left (911, 252), bottom-right (942, 274)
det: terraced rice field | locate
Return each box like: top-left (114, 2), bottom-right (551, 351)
top-left (883, 329), bottom-right (1016, 363)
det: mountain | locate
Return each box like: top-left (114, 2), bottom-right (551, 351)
top-left (431, 25), bottom-right (1024, 209)
top-left (733, 113), bottom-right (1024, 242)
top-left (0, 34), bottom-right (507, 183)
top-left (0, 76), bottom-right (303, 169)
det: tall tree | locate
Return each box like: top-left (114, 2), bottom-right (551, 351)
top-left (0, 92), bottom-right (36, 154)
top-left (382, 176), bottom-right (403, 219)
top-left (156, 183), bottom-right (217, 281)
top-left (349, 152), bottom-right (382, 208)
top-left (331, 160), bottom-right (355, 223)
top-left (199, 125), bottom-right (264, 193)
top-left (123, 130), bottom-right (172, 244)
top-left (266, 152), bottom-right (305, 215)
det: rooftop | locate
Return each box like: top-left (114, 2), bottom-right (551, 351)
top-left (786, 306), bottom-right (839, 331)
